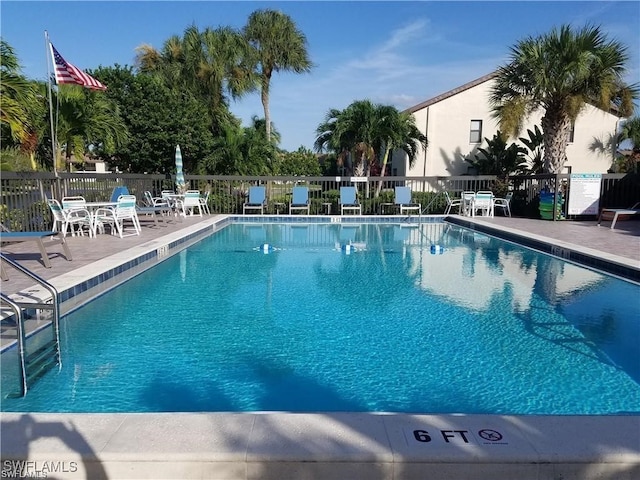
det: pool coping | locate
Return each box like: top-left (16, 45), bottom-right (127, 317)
top-left (2, 215), bottom-right (639, 479)
top-left (1, 412), bottom-right (638, 479)
top-left (447, 216), bottom-right (640, 283)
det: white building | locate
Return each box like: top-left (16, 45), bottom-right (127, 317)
top-left (393, 72), bottom-right (622, 177)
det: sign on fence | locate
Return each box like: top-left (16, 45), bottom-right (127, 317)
top-left (568, 173), bottom-right (602, 215)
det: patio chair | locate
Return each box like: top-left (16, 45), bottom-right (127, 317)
top-left (48, 199), bottom-right (94, 237)
top-left (93, 194), bottom-right (141, 238)
top-left (444, 191), bottom-right (463, 215)
top-left (340, 186), bottom-right (361, 215)
top-left (144, 191), bottom-right (168, 208)
top-left (243, 186), bottom-right (267, 215)
top-left (289, 186), bottom-right (310, 215)
top-left (199, 190), bottom-right (211, 215)
top-left (182, 190), bottom-right (204, 216)
top-left (493, 192), bottom-right (513, 217)
top-left (461, 191), bottom-right (476, 216)
top-left (394, 186), bottom-right (421, 216)
top-left (473, 191), bottom-right (494, 217)
top-left (61, 196), bottom-right (87, 210)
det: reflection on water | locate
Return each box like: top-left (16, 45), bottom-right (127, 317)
top-left (2, 222), bottom-right (638, 413)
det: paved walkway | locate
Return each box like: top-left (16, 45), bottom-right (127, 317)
top-left (1, 215), bottom-right (638, 299)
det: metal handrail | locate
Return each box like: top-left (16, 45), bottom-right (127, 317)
top-left (0, 253), bottom-right (61, 397)
top-left (0, 293), bottom-right (28, 396)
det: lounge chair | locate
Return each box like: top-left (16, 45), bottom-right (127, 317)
top-left (289, 186), bottom-right (310, 215)
top-left (243, 186), bottom-right (266, 215)
top-left (444, 191), bottom-right (462, 215)
top-left (395, 186), bottom-right (421, 216)
top-left (493, 192), bottom-right (513, 217)
top-left (137, 194), bottom-right (174, 227)
top-left (0, 230), bottom-right (73, 269)
top-left (340, 186), bottom-right (361, 215)
top-left (597, 202), bottom-right (640, 230)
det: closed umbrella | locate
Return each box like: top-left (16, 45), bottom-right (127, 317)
top-left (175, 145), bottom-right (185, 190)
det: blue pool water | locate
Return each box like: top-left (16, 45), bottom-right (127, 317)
top-left (2, 222), bottom-right (639, 414)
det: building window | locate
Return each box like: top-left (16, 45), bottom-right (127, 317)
top-left (568, 121), bottom-right (575, 143)
top-left (470, 120), bottom-right (482, 143)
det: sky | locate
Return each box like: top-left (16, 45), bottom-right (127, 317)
top-left (2, 1), bottom-right (639, 152)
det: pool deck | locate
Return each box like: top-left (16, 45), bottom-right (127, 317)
top-left (1, 214), bottom-right (639, 480)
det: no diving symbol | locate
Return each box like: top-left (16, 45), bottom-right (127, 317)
top-left (478, 429), bottom-right (502, 442)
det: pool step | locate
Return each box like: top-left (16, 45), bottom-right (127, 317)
top-left (25, 340), bottom-right (59, 382)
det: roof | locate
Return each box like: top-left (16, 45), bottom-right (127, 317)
top-left (404, 70), bottom-right (623, 117)
top-left (404, 71), bottom-right (498, 114)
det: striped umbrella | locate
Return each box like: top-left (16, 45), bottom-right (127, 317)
top-left (175, 145), bottom-right (185, 189)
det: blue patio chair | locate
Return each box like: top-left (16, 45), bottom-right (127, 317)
top-left (395, 186), bottom-right (421, 216)
top-left (243, 186), bottom-right (267, 215)
top-left (340, 186), bottom-right (361, 215)
top-left (289, 186), bottom-right (310, 215)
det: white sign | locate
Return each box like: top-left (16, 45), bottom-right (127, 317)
top-left (568, 174), bottom-right (602, 215)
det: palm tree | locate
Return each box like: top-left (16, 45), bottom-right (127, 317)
top-left (314, 108), bottom-right (351, 174)
top-left (373, 106), bottom-right (427, 196)
top-left (55, 85), bottom-right (128, 170)
top-left (0, 40), bottom-right (37, 144)
top-left (490, 24), bottom-right (638, 173)
top-left (619, 116), bottom-right (640, 152)
top-left (136, 25), bottom-right (254, 132)
top-left (243, 9), bottom-right (312, 142)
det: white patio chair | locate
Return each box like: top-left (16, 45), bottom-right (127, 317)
top-left (93, 194), bottom-right (141, 238)
top-left (493, 192), bottom-right (513, 217)
top-left (474, 191), bottom-right (494, 217)
top-left (144, 191), bottom-right (168, 208)
top-left (61, 196), bottom-right (87, 210)
top-left (461, 191), bottom-right (476, 216)
top-left (199, 190), bottom-right (211, 215)
top-left (182, 190), bottom-right (204, 216)
top-left (444, 191), bottom-right (462, 215)
top-left (47, 199), bottom-right (94, 237)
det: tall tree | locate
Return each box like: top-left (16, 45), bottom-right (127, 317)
top-left (314, 108), bottom-right (351, 173)
top-left (135, 25), bottom-right (253, 135)
top-left (54, 84), bottom-right (129, 170)
top-left (373, 106), bottom-right (427, 196)
top-left (94, 65), bottom-right (214, 174)
top-left (315, 101), bottom-right (426, 192)
top-left (243, 9), bottom-right (312, 142)
top-left (490, 24), bottom-right (638, 173)
top-left (0, 39), bottom-right (37, 145)
top-left (315, 100), bottom-right (378, 176)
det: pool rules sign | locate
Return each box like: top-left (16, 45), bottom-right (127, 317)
top-left (568, 173), bottom-right (602, 215)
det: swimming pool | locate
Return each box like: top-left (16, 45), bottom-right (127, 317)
top-left (2, 221), bottom-right (639, 414)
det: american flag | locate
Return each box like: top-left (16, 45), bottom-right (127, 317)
top-left (49, 43), bottom-right (107, 91)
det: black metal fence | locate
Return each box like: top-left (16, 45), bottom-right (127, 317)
top-left (1, 171), bottom-right (636, 231)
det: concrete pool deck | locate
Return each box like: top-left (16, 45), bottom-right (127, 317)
top-left (1, 214), bottom-right (639, 479)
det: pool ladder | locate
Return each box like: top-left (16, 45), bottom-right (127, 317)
top-left (0, 254), bottom-right (62, 397)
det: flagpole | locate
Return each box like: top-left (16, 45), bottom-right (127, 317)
top-left (45, 30), bottom-right (58, 176)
